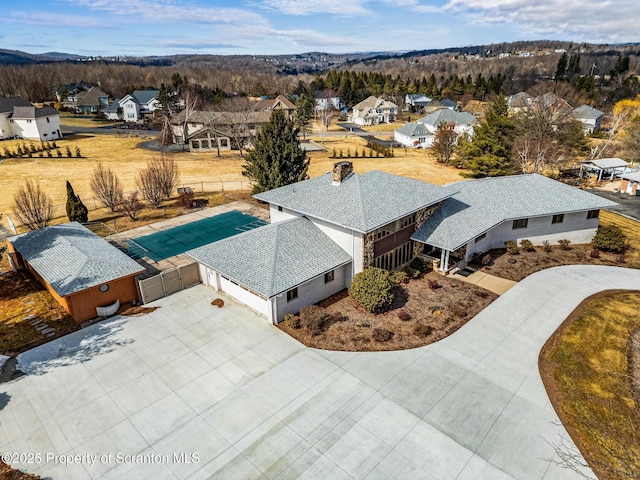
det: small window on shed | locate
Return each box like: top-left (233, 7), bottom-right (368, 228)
top-left (512, 218), bottom-right (528, 229)
top-left (552, 214), bottom-right (564, 224)
top-left (324, 270), bottom-right (334, 283)
top-left (278, 206), bottom-right (283, 212)
top-left (475, 233), bottom-right (486, 243)
top-left (286, 288), bottom-right (298, 302)
top-left (587, 210), bottom-right (599, 219)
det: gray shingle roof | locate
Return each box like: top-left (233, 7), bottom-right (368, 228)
top-left (8, 222), bottom-right (145, 297)
top-left (186, 217), bottom-right (351, 298)
top-left (254, 171), bottom-right (456, 233)
top-left (12, 105), bottom-right (59, 119)
top-left (412, 174), bottom-right (619, 251)
top-left (395, 122), bottom-right (432, 137)
top-left (0, 96), bottom-right (32, 114)
top-left (417, 109), bottom-right (476, 127)
top-left (572, 104), bottom-right (604, 120)
top-left (582, 157), bottom-right (629, 169)
top-left (620, 171), bottom-right (640, 182)
top-left (130, 89), bottom-right (158, 105)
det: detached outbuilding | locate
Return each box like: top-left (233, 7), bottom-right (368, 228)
top-left (6, 222), bottom-right (145, 322)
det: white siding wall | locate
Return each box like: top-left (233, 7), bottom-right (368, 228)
top-left (466, 212), bottom-right (601, 260)
top-left (269, 205), bottom-right (299, 224)
top-left (307, 216), bottom-right (362, 280)
top-left (35, 115), bottom-right (61, 140)
top-left (0, 113), bottom-right (12, 139)
top-left (219, 275), bottom-right (272, 321)
top-left (273, 263), bottom-right (351, 323)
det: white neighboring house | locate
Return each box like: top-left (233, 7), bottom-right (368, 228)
top-left (104, 89), bottom-right (160, 122)
top-left (186, 161), bottom-right (617, 324)
top-left (350, 96), bottom-right (398, 126)
top-left (571, 104), bottom-right (605, 134)
top-left (620, 172), bottom-right (640, 195)
top-left (405, 93), bottom-right (431, 111)
top-left (394, 109), bottom-right (476, 148)
top-left (314, 89), bottom-right (341, 112)
top-left (0, 97), bottom-right (61, 141)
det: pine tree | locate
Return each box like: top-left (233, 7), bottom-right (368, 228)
top-left (65, 181), bottom-right (89, 222)
top-left (555, 52), bottom-right (568, 81)
top-left (458, 95), bottom-right (516, 178)
top-left (294, 92), bottom-right (315, 140)
top-left (242, 110), bottom-right (309, 195)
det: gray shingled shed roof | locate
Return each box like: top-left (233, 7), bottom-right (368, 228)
top-left (8, 222), bottom-right (145, 297)
top-left (254, 171), bottom-right (456, 233)
top-left (412, 174), bottom-right (619, 251)
top-left (186, 217), bottom-right (351, 298)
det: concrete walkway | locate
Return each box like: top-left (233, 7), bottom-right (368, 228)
top-left (449, 269), bottom-right (517, 295)
top-left (1, 266), bottom-right (639, 479)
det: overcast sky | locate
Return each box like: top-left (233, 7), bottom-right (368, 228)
top-left (2, 0), bottom-right (639, 56)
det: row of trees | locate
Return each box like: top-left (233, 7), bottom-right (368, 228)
top-left (12, 154), bottom-right (182, 230)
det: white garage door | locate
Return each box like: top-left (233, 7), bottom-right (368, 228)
top-left (220, 276), bottom-right (271, 320)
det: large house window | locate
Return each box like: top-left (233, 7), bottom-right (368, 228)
top-left (552, 214), bottom-right (564, 224)
top-left (219, 138), bottom-right (228, 148)
top-left (286, 288), bottom-right (298, 302)
top-left (512, 218), bottom-right (528, 229)
top-left (587, 210), bottom-right (599, 219)
top-left (324, 271), bottom-right (334, 283)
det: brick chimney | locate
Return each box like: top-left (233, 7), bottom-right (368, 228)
top-left (332, 161), bottom-right (353, 185)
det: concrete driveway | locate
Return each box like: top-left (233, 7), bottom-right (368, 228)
top-left (2, 265), bottom-right (639, 479)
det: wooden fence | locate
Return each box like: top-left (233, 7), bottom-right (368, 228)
top-left (138, 263), bottom-right (201, 304)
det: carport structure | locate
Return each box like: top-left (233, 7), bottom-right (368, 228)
top-left (579, 157), bottom-right (630, 181)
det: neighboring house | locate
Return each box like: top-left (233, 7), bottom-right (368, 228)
top-left (104, 89), bottom-right (160, 122)
top-left (422, 98), bottom-right (457, 114)
top-left (55, 80), bottom-right (93, 104)
top-left (394, 109), bottom-right (476, 148)
top-left (67, 86), bottom-right (110, 114)
top-left (350, 96), bottom-right (398, 126)
top-left (187, 162), bottom-right (617, 323)
top-left (6, 222), bottom-right (145, 323)
top-left (507, 92), bottom-right (533, 114)
top-left (254, 95), bottom-right (296, 118)
top-left (314, 89), bottom-right (341, 111)
top-left (0, 96), bottom-right (61, 141)
top-left (571, 104), bottom-right (605, 133)
top-left (170, 110), bottom-right (271, 152)
top-left (620, 172), bottom-right (640, 195)
top-left (579, 158), bottom-right (630, 181)
top-left (405, 93), bottom-right (432, 111)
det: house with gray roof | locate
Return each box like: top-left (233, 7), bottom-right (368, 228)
top-left (0, 96), bottom-right (61, 141)
top-left (184, 162), bottom-right (617, 322)
top-left (620, 171), bottom-right (640, 195)
top-left (394, 109), bottom-right (476, 148)
top-left (350, 96), bottom-right (398, 126)
top-left (405, 93), bottom-right (432, 111)
top-left (411, 174), bottom-right (619, 271)
top-left (6, 222), bottom-right (145, 322)
top-left (105, 89), bottom-right (160, 122)
top-left (571, 104), bottom-right (605, 133)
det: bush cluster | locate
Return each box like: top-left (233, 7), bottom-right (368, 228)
top-left (348, 267), bottom-right (395, 313)
top-left (299, 305), bottom-right (333, 336)
top-left (591, 225), bottom-right (627, 253)
top-left (519, 239), bottom-right (534, 252)
top-left (505, 240), bottom-right (519, 255)
top-left (365, 138), bottom-right (394, 157)
top-left (558, 239), bottom-right (572, 250)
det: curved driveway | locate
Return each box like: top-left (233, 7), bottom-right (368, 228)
top-left (2, 265), bottom-right (639, 479)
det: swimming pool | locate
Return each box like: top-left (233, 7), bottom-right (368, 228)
top-left (128, 210), bottom-right (267, 262)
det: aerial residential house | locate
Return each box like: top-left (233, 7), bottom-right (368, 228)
top-left (620, 172), bottom-right (640, 195)
top-left (313, 89), bottom-right (341, 112)
top-left (422, 98), bottom-right (457, 114)
top-left (170, 110), bottom-right (271, 152)
top-left (187, 162), bottom-right (617, 323)
top-left (254, 95), bottom-right (296, 118)
top-left (66, 86), bottom-right (110, 114)
top-left (350, 96), bottom-right (399, 126)
top-left (0, 96), bottom-right (61, 141)
top-left (507, 92), bottom-right (534, 114)
top-left (405, 93), bottom-right (432, 112)
top-left (6, 222), bottom-right (145, 323)
top-left (394, 109), bottom-right (476, 148)
top-left (571, 104), bottom-right (605, 133)
top-left (55, 80), bottom-right (93, 104)
top-left (104, 89), bottom-right (161, 122)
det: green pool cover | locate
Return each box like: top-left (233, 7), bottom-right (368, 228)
top-left (128, 210), bottom-right (267, 262)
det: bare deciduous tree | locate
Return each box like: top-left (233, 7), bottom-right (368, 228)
top-left (90, 163), bottom-right (123, 212)
top-left (317, 105), bottom-right (337, 144)
top-left (219, 97), bottom-right (258, 156)
top-left (431, 122), bottom-right (458, 165)
top-left (136, 153), bottom-right (180, 207)
top-left (12, 180), bottom-right (54, 230)
top-left (117, 191), bottom-right (142, 221)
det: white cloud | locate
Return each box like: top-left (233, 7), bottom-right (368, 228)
top-left (2, 11), bottom-right (108, 28)
top-left (258, 0), bottom-right (372, 16)
top-left (410, 0), bottom-right (640, 42)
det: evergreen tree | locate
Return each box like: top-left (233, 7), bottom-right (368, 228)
top-left (555, 52), bottom-right (568, 81)
top-left (294, 92), bottom-right (315, 140)
top-left (242, 110), bottom-right (309, 195)
top-left (65, 181), bottom-right (89, 223)
top-left (458, 95), bottom-right (516, 178)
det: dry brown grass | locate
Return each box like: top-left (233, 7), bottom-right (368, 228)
top-left (540, 291), bottom-right (640, 480)
top-left (600, 210), bottom-right (640, 268)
